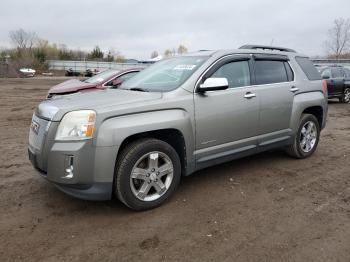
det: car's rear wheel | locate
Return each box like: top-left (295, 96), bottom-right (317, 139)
top-left (114, 138), bottom-right (181, 211)
top-left (286, 114), bottom-right (320, 159)
top-left (340, 87), bottom-right (350, 103)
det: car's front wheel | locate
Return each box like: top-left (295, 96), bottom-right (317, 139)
top-left (340, 87), bottom-right (350, 103)
top-left (286, 114), bottom-right (320, 159)
top-left (114, 138), bottom-right (181, 211)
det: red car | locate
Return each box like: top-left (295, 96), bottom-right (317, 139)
top-left (47, 68), bottom-right (141, 98)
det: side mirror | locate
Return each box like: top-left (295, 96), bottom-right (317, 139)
top-left (112, 79), bottom-right (123, 87)
top-left (322, 74), bottom-right (330, 80)
top-left (198, 77), bottom-right (229, 92)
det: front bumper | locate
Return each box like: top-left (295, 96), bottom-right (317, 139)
top-left (28, 144), bottom-right (114, 201)
top-left (28, 114), bottom-right (117, 201)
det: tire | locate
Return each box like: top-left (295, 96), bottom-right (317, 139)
top-left (286, 114), bottom-right (320, 159)
top-left (340, 87), bottom-right (350, 103)
top-left (114, 138), bottom-right (181, 211)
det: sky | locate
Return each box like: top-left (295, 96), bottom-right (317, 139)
top-left (0, 0), bottom-right (349, 59)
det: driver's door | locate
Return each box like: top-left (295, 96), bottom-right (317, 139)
top-left (194, 56), bottom-right (260, 168)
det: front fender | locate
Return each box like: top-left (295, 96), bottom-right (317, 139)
top-left (95, 109), bottom-right (195, 172)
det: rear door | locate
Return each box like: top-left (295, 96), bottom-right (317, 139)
top-left (252, 55), bottom-right (295, 146)
top-left (321, 68), bottom-right (336, 97)
top-left (330, 68), bottom-right (345, 95)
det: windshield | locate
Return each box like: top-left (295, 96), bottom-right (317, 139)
top-left (121, 56), bottom-right (208, 92)
top-left (84, 69), bottom-right (119, 84)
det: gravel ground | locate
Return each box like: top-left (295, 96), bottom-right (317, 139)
top-left (0, 78), bottom-right (349, 262)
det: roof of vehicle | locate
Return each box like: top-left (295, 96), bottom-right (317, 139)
top-left (184, 45), bottom-right (307, 58)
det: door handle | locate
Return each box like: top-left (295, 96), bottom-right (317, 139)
top-left (290, 86), bottom-right (299, 93)
top-left (244, 92), bottom-right (256, 99)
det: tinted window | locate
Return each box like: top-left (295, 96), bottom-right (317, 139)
top-left (255, 60), bottom-right (288, 85)
top-left (211, 60), bottom-right (250, 88)
top-left (344, 68), bottom-right (350, 78)
top-left (295, 57), bottom-right (321, 81)
top-left (331, 68), bottom-right (343, 78)
top-left (321, 68), bottom-right (331, 79)
top-left (284, 62), bottom-right (294, 81)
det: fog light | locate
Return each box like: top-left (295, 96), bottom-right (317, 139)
top-left (62, 155), bottom-right (74, 179)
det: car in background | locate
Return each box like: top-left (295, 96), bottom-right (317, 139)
top-left (19, 68), bottom-right (36, 77)
top-left (48, 68), bottom-right (141, 98)
top-left (319, 65), bottom-right (350, 103)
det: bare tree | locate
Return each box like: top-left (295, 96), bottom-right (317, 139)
top-left (150, 51), bottom-right (159, 58)
top-left (325, 18), bottom-right (350, 59)
top-left (177, 45), bottom-right (188, 55)
top-left (9, 28), bottom-right (38, 50)
top-left (164, 49), bottom-right (173, 57)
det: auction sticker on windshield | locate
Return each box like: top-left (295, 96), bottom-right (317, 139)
top-left (173, 65), bottom-right (197, 70)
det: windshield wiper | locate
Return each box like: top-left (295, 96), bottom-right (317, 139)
top-left (128, 87), bottom-right (149, 92)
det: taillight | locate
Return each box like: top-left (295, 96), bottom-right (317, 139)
top-left (322, 80), bottom-right (328, 94)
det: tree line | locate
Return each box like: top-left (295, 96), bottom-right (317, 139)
top-left (1, 18), bottom-right (349, 73)
top-left (0, 28), bottom-right (190, 72)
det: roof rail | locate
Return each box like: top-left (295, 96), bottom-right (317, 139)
top-left (239, 45), bottom-right (296, 53)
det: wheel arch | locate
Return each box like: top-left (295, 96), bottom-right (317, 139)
top-left (302, 106), bottom-right (323, 128)
top-left (117, 129), bottom-right (188, 175)
top-left (291, 92), bottom-right (327, 132)
top-left (95, 109), bottom-right (196, 176)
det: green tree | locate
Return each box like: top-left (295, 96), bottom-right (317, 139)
top-left (88, 46), bottom-right (104, 60)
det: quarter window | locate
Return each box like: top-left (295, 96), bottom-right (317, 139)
top-left (254, 60), bottom-right (288, 85)
top-left (284, 62), bottom-right (294, 81)
top-left (210, 60), bottom-right (251, 88)
top-left (295, 57), bottom-right (321, 81)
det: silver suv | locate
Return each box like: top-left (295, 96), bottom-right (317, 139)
top-left (28, 45), bottom-right (328, 210)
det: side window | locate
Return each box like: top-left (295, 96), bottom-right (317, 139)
top-left (331, 68), bottom-right (342, 78)
top-left (255, 60), bottom-right (288, 85)
top-left (344, 68), bottom-right (350, 78)
top-left (210, 60), bottom-right (251, 88)
top-left (321, 68), bottom-right (331, 79)
top-left (117, 71), bottom-right (139, 82)
top-left (105, 71), bottom-right (138, 86)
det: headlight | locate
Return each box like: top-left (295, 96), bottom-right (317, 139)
top-left (55, 110), bottom-right (96, 141)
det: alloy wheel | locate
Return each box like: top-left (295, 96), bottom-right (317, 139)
top-left (299, 121), bottom-right (318, 153)
top-left (130, 151), bottom-right (174, 202)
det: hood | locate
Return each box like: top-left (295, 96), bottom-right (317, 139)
top-left (49, 79), bottom-right (97, 94)
top-left (37, 89), bottom-right (162, 121)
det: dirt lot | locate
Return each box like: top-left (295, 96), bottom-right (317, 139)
top-left (0, 78), bottom-right (349, 262)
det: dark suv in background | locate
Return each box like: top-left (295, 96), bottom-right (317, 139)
top-left (319, 65), bottom-right (350, 103)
